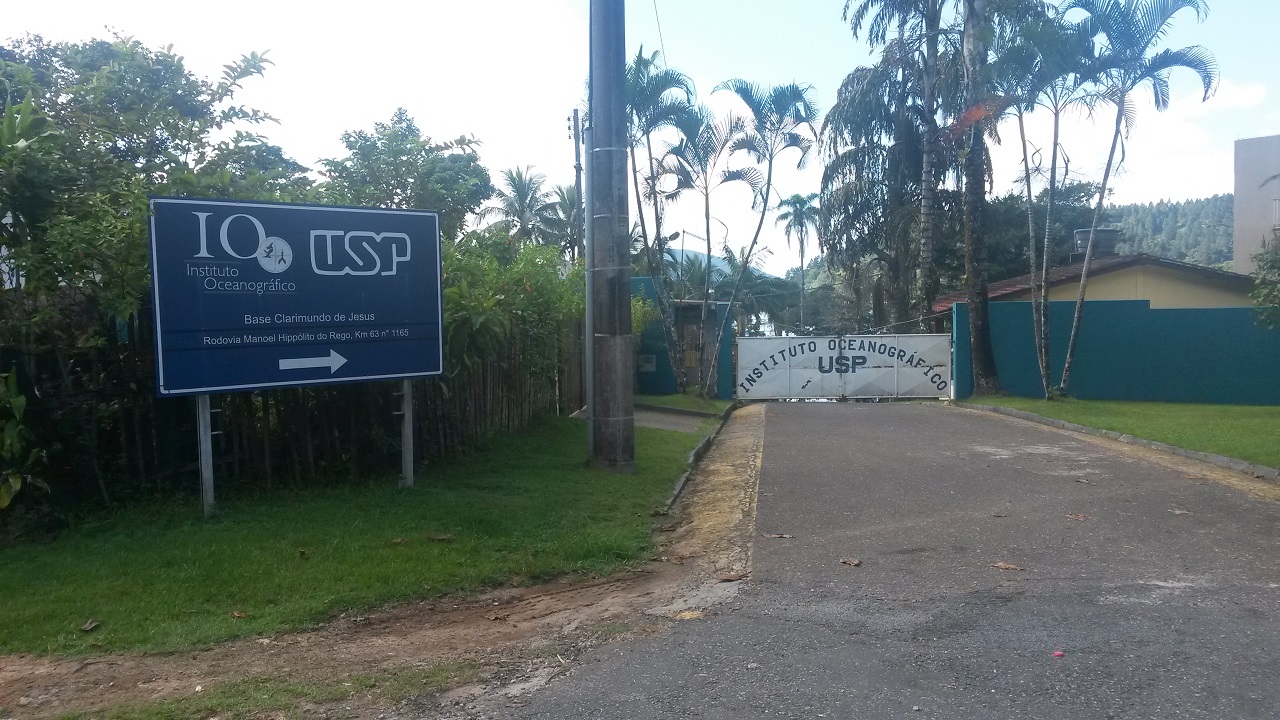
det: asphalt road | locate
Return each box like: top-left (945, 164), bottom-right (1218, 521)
top-left (487, 403), bottom-right (1280, 719)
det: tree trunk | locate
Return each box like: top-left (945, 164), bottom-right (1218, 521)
top-left (1061, 95), bottom-right (1124, 395)
top-left (703, 160), bottom-right (775, 397)
top-left (1016, 109), bottom-right (1046, 397)
top-left (963, 0), bottom-right (1000, 394)
top-left (886, 50), bottom-right (912, 329)
top-left (798, 242), bottom-right (805, 332)
top-left (1037, 108), bottom-right (1063, 398)
top-left (630, 142), bottom-right (686, 390)
top-left (918, 2), bottom-right (942, 321)
top-left (697, 190), bottom-right (713, 393)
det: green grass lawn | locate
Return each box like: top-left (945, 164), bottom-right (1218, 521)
top-left (975, 397), bottom-right (1280, 469)
top-left (0, 418), bottom-right (701, 656)
top-left (637, 392), bottom-right (733, 414)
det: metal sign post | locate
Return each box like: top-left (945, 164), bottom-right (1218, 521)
top-left (195, 394), bottom-right (216, 517)
top-left (399, 379), bottom-right (414, 488)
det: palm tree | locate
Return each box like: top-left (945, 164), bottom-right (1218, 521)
top-left (675, 253), bottom-right (716, 300)
top-left (719, 245), bottom-right (789, 337)
top-left (1059, 0), bottom-right (1218, 394)
top-left (774, 192), bottom-right (820, 331)
top-left (542, 184), bottom-right (583, 259)
top-left (1017, 13), bottom-right (1095, 397)
top-left (960, 0), bottom-right (1001, 394)
top-left (664, 105), bottom-right (759, 386)
top-left (821, 35), bottom-right (924, 328)
top-left (479, 167), bottom-right (553, 248)
top-left (626, 48), bottom-right (694, 254)
top-left (704, 80), bottom-right (818, 396)
top-left (626, 47), bottom-right (694, 390)
top-left (844, 0), bottom-right (952, 318)
top-left (988, 8), bottom-right (1090, 397)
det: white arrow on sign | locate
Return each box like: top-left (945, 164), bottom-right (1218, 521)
top-left (278, 350), bottom-right (348, 374)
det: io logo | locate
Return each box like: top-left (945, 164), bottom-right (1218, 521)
top-left (192, 212), bottom-right (293, 273)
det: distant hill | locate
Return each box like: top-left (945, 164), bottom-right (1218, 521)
top-left (665, 248), bottom-right (780, 279)
top-left (1108, 194), bottom-right (1233, 268)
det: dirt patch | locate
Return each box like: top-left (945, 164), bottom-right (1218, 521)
top-left (0, 405), bottom-right (766, 719)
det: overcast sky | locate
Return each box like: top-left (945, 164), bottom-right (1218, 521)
top-left (9, 1), bottom-right (1278, 278)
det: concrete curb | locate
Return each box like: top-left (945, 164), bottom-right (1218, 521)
top-left (956, 402), bottom-right (1280, 482)
top-left (664, 402), bottom-right (740, 513)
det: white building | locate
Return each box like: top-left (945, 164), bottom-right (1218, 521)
top-left (1233, 134), bottom-right (1280, 274)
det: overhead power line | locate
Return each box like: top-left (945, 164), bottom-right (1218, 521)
top-left (652, 0), bottom-right (668, 63)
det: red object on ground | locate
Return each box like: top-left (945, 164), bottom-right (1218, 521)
top-left (1053, 651), bottom-right (1066, 658)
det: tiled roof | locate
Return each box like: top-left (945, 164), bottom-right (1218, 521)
top-left (931, 254), bottom-right (1251, 313)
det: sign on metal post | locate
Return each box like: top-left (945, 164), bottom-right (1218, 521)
top-left (148, 198), bottom-right (443, 396)
top-left (735, 335), bottom-right (951, 400)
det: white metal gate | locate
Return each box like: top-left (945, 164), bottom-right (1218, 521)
top-left (735, 335), bottom-right (952, 400)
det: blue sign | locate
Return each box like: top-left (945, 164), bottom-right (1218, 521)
top-left (148, 198), bottom-right (442, 396)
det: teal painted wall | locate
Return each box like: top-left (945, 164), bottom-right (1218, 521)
top-left (630, 277), bottom-right (735, 399)
top-left (631, 277), bottom-right (677, 396)
top-left (953, 300), bottom-right (1280, 405)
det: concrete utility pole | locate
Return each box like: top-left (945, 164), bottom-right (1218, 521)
top-left (588, 0), bottom-right (634, 471)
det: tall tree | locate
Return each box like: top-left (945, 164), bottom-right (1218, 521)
top-left (774, 192), bottom-right (821, 331)
top-left (664, 105), bottom-right (758, 385)
top-left (844, 0), bottom-right (953, 319)
top-left (625, 47), bottom-right (694, 391)
top-left (822, 37), bottom-right (924, 330)
top-left (478, 166), bottom-right (554, 247)
top-left (961, 0), bottom-right (1001, 394)
top-left (704, 80), bottom-right (818, 396)
top-left (542, 184), bottom-right (584, 258)
top-left (988, 7), bottom-right (1092, 397)
top-left (321, 109), bottom-right (494, 238)
top-left (1059, 0), bottom-right (1218, 394)
top-left (1029, 14), bottom-right (1096, 397)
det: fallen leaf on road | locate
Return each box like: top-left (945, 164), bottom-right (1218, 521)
top-left (231, 610), bottom-right (250, 619)
top-left (839, 558), bottom-right (862, 567)
top-left (718, 572), bottom-right (749, 583)
top-left (672, 610), bottom-right (705, 620)
top-left (426, 534), bottom-right (455, 542)
top-left (763, 533), bottom-right (795, 539)
top-left (1064, 513), bottom-right (1088, 521)
top-left (991, 562), bottom-right (1024, 571)
top-left (1168, 509), bottom-right (1192, 515)
top-left (79, 619), bottom-right (99, 632)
